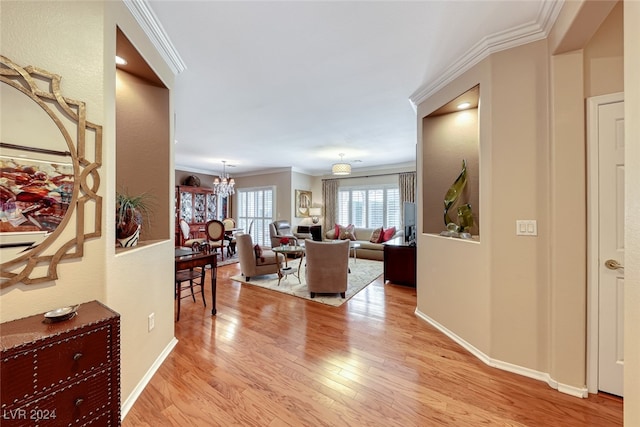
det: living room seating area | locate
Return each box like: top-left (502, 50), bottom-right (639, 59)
top-left (323, 225), bottom-right (401, 261)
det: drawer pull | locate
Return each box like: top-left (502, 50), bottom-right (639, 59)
top-left (73, 352), bottom-right (83, 361)
top-left (75, 398), bottom-right (84, 407)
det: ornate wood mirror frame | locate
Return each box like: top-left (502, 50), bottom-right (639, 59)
top-left (0, 56), bottom-right (102, 287)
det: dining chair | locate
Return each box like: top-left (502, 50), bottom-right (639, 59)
top-left (179, 219), bottom-right (206, 248)
top-left (222, 218), bottom-right (237, 257)
top-left (175, 263), bottom-right (206, 321)
top-left (205, 219), bottom-right (229, 260)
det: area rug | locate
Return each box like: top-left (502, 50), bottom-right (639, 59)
top-left (217, 252), bottom-right (239, 267)
top-left (230, 259), bottom-right (383, 306)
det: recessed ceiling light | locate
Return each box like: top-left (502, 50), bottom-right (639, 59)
top-left (457, 102), bottom-right (471, 110)
top-left (115, 56), bottom-right (127, 66)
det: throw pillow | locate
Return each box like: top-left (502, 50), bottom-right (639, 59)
top-left (381, 226), bottom-right (396, 242)
top-left (342, 230), bottom-right (356, 241)
top-left (338, 224), bottom-right (355, 240)
top-left (370, 227), bottom-right (383, 243)
top-left (334, 224), bottom-right (341, 239)
top-left (253, 244), bottom-right (264, 262)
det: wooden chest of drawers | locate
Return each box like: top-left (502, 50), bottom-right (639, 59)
top-left (1, 301), bottom-right (120, 426)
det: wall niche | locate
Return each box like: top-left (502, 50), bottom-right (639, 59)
top-left (422, 85), bottom-right (480, 238)
top-left (115, 28), bottom-right (170, 245)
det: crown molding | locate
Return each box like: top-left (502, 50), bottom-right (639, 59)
top-left (123, 0), bottom-right (186, 75)
top-left (408, 0), bottom-right (564, 110)
top-left (175, 165), bottom-right (218, 176)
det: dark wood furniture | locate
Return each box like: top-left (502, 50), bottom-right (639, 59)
top-left (175, 248), bottom-right (218, 318)
top-left (296, 225), bottom-right (322, 241)
top-left (383, 237), bottom-right (416, 287)
top-left (175, 185), bottom-right (216, 244)
top-left (0, 301), bottom-right (120, 426)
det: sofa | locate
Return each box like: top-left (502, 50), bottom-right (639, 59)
top-left (324, 226), bottom-right (401, 261)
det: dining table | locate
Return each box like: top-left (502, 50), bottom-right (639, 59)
top-left (175, 247), bottom-right (218, 315)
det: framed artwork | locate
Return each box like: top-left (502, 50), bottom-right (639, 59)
top-left (295, 189), bottom-right (312, 218)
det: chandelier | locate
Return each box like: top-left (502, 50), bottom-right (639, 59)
top-left (331, 153), bottom-right (351, 175)
top-left (213, 161), bottom-right (235, 197)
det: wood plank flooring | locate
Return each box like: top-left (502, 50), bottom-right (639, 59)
top-left (123, 263), bottom-right (622, 426)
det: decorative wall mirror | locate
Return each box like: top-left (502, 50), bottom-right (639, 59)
top-left (0, 56), bottom-right (102, 287)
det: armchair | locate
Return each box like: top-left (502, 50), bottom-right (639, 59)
top-left (269, 220), bottom-right (298, 247)
top-left (304, 239), bottom-right (350, 298)
top-left (236, 233), bottom-right (284, 281)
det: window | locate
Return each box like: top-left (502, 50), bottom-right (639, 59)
top-left (237, 186), bottom-right (274, 246)
top-left (337, 185), bottom-right (400, 229)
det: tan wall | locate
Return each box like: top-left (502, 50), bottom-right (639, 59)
top-left (549, 50), bottom-right (588, 388)
top-left (489, 40), bottom-right (552, 372)
top-left (0, 1), bottom-right (107, 320)
top-left (175, 170), bottom-right (217, 190)
top-left (416, 0), bottom-right (627, 396)
top-left (105, 2), bottom-right (176, 409)
top-left (0, 0), bottom-right (178, 413)
top-left (416, 58), bottom-right (492, 354)
top-left (625, 1), bottom-right (640, 422)
top-left (233, 169), bottom-right (292, 221)
top-left (116, 70), bottom-right (170, 241)
top-left (583, 2), bottom-right (624, 98)
top-left (291, 171), bottom-right (315, 229)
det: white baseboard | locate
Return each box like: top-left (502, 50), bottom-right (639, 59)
top-left (414, 309), bottom-right (588, 399)
top-left (121, 337), bottom-right (179, 420)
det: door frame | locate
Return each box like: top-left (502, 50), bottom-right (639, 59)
top-left (586, 91), bottom-right (624, 394)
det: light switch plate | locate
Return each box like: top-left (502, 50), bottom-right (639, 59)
top-left (516, 220), bottom-right (537, 236)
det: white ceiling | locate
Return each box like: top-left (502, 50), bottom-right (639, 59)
top-left (145, 0), bottom-right (561, 177)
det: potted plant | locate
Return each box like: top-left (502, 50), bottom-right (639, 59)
top-left (116, 190), bottom-right (152, 247)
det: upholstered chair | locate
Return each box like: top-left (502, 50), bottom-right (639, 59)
top-left (269, 220), bottom-right (298, 247)
top-left (222, 218), bottom-right (237, 257)
top-left (304, 239), bottom-right (350, 298)
top-left (179, 219), bottom-right (206, 248)
top-left (236, 233), bottom-right (284, 281)
top-left (205, 219), bottom-right (230, 260)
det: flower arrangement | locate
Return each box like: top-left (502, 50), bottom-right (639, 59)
top-left (279, 237), bottom-right (290, 246)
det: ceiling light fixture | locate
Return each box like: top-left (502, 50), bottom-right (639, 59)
top-left (115, 55), bottom-right (127, 66)
top-left (457, 102), bottom-right (471, 110)
top-left (332, 153), bottom-right (351, 176)
top-left (213, 160), bottom-right (235, 197)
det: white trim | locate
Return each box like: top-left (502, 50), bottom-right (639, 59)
top-left (408, 0), bottom-right (564, 110)
top-left (123, 0), bottom-right (186, 75)
top-left (415, 309), bottom-right (588, 399)
top-left (121, 337), bottom-right (178, 420)
top-left (586, 92), bottom-right (625, 394)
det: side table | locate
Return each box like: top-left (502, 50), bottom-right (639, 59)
top-left (383, 237), bottom-right (416, 287)
top-left (272, 245), bottom-right (305, 285)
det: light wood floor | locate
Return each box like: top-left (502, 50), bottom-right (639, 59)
top-left (123, 263), bottom-right (622, 426)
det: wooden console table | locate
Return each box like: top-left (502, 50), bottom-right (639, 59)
top-left (175, 247), bottom-right (218, 316)
top-left (1, 301), bottom-right (121, 426)
top-left (383, 237), bottom-right (416, 287)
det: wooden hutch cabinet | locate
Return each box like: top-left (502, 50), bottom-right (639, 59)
top-left (175, 185), bottom-right (217, 243)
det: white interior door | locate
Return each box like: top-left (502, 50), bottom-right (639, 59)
top-left (597, 99), bottom-right (625, 397)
